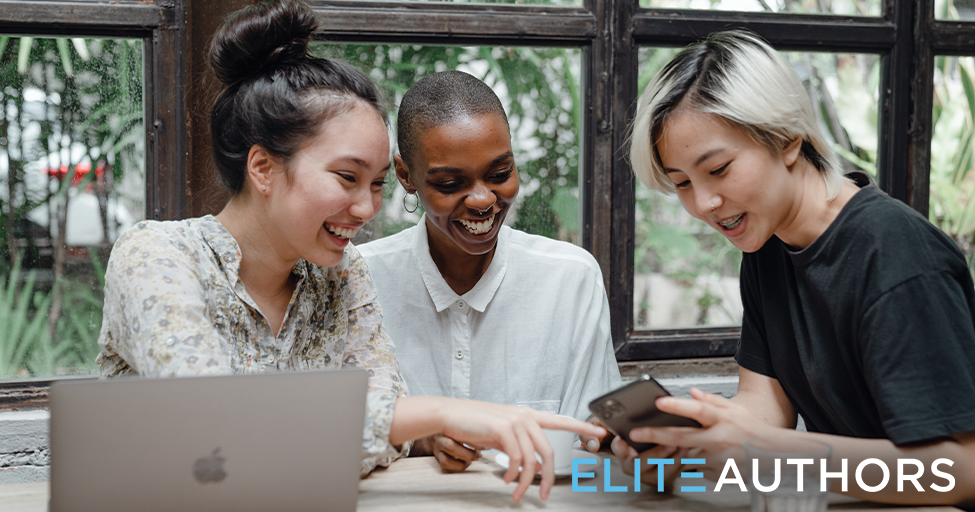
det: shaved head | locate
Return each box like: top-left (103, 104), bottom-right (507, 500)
top-left (397, 71), bottom-right (509, 172)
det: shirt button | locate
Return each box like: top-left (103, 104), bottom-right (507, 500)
top-left (266, 355), bottom-right (275, 364)
top-left (457, 301), bottom-right (466, 310)
top-left (455, 350), bottom-right (464, 360)
top-left (165, 336), bottom-right (178, 347)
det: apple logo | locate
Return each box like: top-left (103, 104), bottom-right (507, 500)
top-left (193, 448), bottom-right (227, 484)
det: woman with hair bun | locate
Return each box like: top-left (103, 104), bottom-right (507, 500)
top-left (602, 30), bottom-right (975, 508)
top-left (95, 0), bottom-right (602, 502)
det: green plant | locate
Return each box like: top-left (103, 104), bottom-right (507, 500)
top-left (929, 56), bottom-right (975, 277)
top-left (1, 36), bottom-right (141, 377)
top-left (313, 43), bottom-right (582, 243)
top-left (0, 254), bottom-right (54, 377)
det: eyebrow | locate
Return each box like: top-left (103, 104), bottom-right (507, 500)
top-left (333, 156), bottom-right (389, 173)
top-left (427, 151), bottom-right (514, 175)
top-left (662, 147), bottom-right (725, 174)
top-left (333, 156), bottom-right (370, 168)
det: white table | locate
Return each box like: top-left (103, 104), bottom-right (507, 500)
top-left (1, 450), bottom-right (962, 511)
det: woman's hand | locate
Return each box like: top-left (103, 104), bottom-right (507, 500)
top-left (390, 396), bottom-right (606, 503)
top-left (438, 400), bottom-right (606, 502)
top-left (626, 388), bottom-right (778, 480)
top-left (611, 436), bottom-right (686, 489)
top-left (431, 434), bottom-right (481, 472)
top-left (580, 417), bottom-right (614, 452)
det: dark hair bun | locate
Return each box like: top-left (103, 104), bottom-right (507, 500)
top-left (209, 0), bottom-right (318, 86)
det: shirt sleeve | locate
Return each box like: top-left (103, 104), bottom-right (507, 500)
top-left (97, 222), bottom-right (232, 378)
top-left (858, 270), bottom-right (975, 444)
top-left (559, 262), bottom-right (623, 421)
top-left (341, 246), bottom-right (411, 476)
top-left (735, 252), bottom-right (776, 379)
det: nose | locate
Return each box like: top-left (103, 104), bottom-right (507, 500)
top-left (465, 181), bottom-right (496, 213)
top-left (348, 184), bottom-right (379, 221)
top-left (693, 188), bottom-right (721, 217)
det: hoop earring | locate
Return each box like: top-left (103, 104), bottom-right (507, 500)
top-left (403, 191), bottom-right (419, 213)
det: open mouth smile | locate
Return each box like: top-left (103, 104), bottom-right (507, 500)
top-left (717, 213), bottom-right (745, 231)
top-left (324, 222), bottom-right (360, 240)
top-left (458, 212), bottom-right (496, 235)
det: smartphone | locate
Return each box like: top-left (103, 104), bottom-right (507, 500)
top-left (588, 374), bottom-right (701, 453)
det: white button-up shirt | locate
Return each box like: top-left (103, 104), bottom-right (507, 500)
top-left (359, 218), bottom-right (621, 419)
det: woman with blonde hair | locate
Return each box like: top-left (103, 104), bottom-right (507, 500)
top-left (602, 30), bottom-right (975, 509)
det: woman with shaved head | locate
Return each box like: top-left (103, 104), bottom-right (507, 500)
top-left (359, 71), bottom-right (622, 473)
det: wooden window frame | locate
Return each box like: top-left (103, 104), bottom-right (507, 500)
top-left (0, 0), bottom-right (190, 219)
top-left (308, 0), bottom-right (939, 361)
top-left (0, 0), bottom-right (957, 404)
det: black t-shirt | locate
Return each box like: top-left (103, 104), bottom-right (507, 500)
top-left (736, 172), bottom-right (975, 445)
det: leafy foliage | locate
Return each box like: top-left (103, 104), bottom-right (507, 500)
top-left (0, 36), bottom-right (142, 377)
top-left (313, 43), bottom-right (582, 244)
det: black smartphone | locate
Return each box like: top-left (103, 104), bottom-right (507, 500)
top-left (588, 374), bottom-right (701, 453)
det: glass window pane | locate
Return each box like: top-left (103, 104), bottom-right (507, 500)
top-left (0, 36), bottom-right (145, 379)
top-left (634, 47), bottom-right (879, 330)
top-left (640, 0), bottom-right (881, 16)
top-left (935, 0), bottom-right (975, 20)
top-left (311, 43), bottom-right (582, 246)
top-left (930, 55), bottom-right (975, 276)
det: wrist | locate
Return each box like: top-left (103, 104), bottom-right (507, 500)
top-left (429, 396), bottom-right (450, 434)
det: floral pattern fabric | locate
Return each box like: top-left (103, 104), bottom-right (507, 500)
top-left (97, 215), bottom-right (409, 475)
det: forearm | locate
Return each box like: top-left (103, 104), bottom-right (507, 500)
top-left (388, 396), bottom-right (447, 447)
top-left (729, 393), bottom-right (795, 429)
top-left (731, 369), bottom-right (797, 429)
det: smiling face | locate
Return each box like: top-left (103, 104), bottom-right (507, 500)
top-left (400, 113), bottom-right (519, 256)
top-left (657, 107), bottom-right (803, 253)
top-left (264, 101), bottom-right (390, 267)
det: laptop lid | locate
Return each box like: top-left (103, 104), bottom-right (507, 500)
top-left (50, 369), bottom-right (368, 512)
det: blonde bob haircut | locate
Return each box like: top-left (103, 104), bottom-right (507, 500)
top-left (628, 30), bottom-right (845, 199)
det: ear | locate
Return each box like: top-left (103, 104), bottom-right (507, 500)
top-left (245, 144), bottom-right (276, 196)
top-left (393, 155), bottom-right (415, 193)
top-left (782, 137), bottom-right (803, 168)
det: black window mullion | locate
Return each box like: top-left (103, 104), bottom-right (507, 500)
top-left (609, 0), bottom-right (638, 352)
top-left (875, 0), bottom-right (922, 212)
top-left (931, 22), bottom-right (975, 55)
top-left (312, 1), bottom-right (595, 45)
top-left (146, 15), bottom-right (189, 221)
top-left (631, 9), bottom-right (895, 51)
top-left (0, 0), bottom-right (171, 35)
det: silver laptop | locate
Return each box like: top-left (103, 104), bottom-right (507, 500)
top-left (49, 369), bottom-right (368, 512)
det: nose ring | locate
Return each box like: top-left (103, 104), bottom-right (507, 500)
top-left (710, 199), bottom-right (716, 213)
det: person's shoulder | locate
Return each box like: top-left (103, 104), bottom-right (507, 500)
top-left (850, 188), bottom-right (959, 260)
top-left (506, 227), bottom-right (602, 276)
top-left (112, 218), bottom-right (204, 257)
top-left (356, 225), bottom-right (416, 260)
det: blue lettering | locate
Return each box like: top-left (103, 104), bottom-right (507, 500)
top-left (605, 458), bottom-right (628, 492)
top-left (645, 459), bottom-right (675, 492)
top-left (571, 459), bottom-right (597, 492)
top-left (680, 458), bottom-right (707, 492)
top-left (634, 458), bottom-right (640, 492)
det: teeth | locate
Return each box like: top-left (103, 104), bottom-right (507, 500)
top-left (717, 213), bottom-right (744, 230)
top-left (458, 214), bottom-right (495, 235)
top-left (325, 223), bottom-right (358, 240)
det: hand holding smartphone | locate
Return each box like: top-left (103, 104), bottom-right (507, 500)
top-left (588, 374), bottom-right (701, 453)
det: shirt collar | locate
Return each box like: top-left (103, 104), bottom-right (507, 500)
top-left (197, 214), bottom-right (308, 291)
top-left (198, 215), bottom-right (244, 288)
top-left (411, 215), bottom-right (510, 313)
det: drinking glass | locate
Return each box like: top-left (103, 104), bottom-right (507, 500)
top-left (744, 436), bottom-right (832, 512)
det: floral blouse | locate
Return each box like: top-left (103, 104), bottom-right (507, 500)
top-left (96, 215), bottom-right (409, 475)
